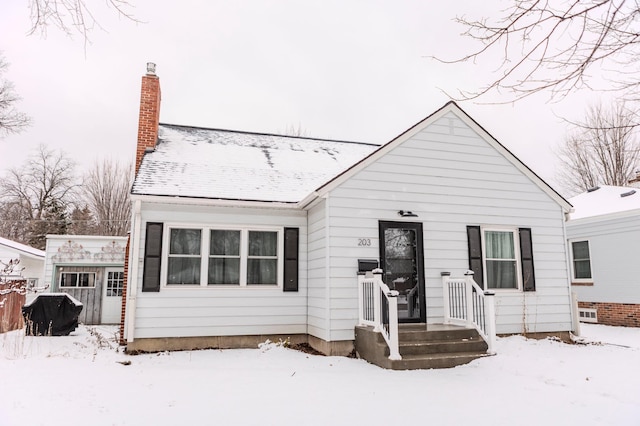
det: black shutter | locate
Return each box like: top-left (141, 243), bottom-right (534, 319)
top-left (283, 228), bottom-right (299, 292)
top-left (519, 228), bottom-right (536, 292)
top-left (466, 226), bottom-right (484, 288)
top-left (142, 222), bottom-right (163, 292)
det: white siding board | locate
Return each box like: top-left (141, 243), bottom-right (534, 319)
top-left (136, 324), bottom-right (307, 339)
top-left (345, 170), bottom-right (545, 195)
top-left (306, 199), bottom-right (329, 341)
top-left (391, 144), bottom-right (510, 165)
top-left (325, 114), bottom-right (572, 337)
top-left (133, 202), bottom-right (309, 340)
top-left (567, 215), bottom-right (640, 304)
top-left (331, 189), bottom-right (557, 213)
top-left (364, 161), bottom-right (531, 183)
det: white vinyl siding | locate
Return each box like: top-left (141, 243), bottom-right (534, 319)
top-left (133, 203), bottom-right (307, 339)
top-left (567, 214), bottom-right (640, 304)
top-left (307, 199), bottom-right (328, 340)
top-left (325, 112), bottom-right (572, 337)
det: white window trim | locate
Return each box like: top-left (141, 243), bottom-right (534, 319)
top-left (59, 272), bottom-right (97, 289)
top-left (160, 223), bottom-right (284, 289)
top-left (569, 239), bottom-right (593, 283)
top-left (481, 226), bottom-right (522, 291)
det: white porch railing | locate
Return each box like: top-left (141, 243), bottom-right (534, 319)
top-left (357, 269), bottom-right (401, 360)
top-left (442, 271), bottom-right (497, 354)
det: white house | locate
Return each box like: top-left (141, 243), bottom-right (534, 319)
top-left (0, 237), bottom-right (45, 289)
top-left (566, 185), bottom-right (640, 327)
top-left (122, 64), bottom-right (575, 364)
top-left (44, 235), bottom-right (127, 325)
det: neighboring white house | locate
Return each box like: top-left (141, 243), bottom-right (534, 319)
top-left (122, 65), bottom-right (575, 356)
top-left (44, 235), bottom-right (127, 325)
top-left (566, 185), bottom-right (640, 327)
top-left (0, 237), bottom-right (45, 290)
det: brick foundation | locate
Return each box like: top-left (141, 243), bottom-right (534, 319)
top-left (578, 301), bottom-right (640, 327)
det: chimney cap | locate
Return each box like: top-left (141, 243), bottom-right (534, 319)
top-left (146, 62), bottom-right (157, 75)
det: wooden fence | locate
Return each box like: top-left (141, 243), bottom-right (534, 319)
top-left (0, 281), bottom-right (26, 333)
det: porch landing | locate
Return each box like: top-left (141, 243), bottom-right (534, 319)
top-left (354, 323), bottom-right (491, 370)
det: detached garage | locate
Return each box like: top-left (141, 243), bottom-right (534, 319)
top-left (44, 235), bottom-right (127, 325)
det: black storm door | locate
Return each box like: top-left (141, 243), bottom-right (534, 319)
top-left (379, 221), bottom-right (426, 323)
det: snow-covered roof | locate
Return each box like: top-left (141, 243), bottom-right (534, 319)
top-left (132, 124), bottom-right (380, 203)
top-left (0, 237), bottom-right (45, 259)
top-left (568, 185), bottom-right (640, 220)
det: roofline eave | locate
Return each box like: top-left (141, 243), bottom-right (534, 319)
top-left (130, 193), bottom-right (302, 210)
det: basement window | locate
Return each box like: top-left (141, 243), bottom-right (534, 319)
top-left (578, 308), bottom-right (598, 323)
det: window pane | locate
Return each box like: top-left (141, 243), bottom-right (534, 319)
top-left (79, 273), bottom-right (92, 287)
top-left (210, 230), bottom-right (240, 256)
top-left (574, 260), bottom-right (592, 279)
top-left (384, 229), bottom-right (416, 259)
top-left (61, 273), bottom-right (77, 287)
top-left (248, 231), bottom-right (277, 256)
top-left (485, 231), bottom-right (515, 259)
top-left (247, 259), bottom-right (277, 284)
top-left (168, 257), bottom-right (201, 284)
top-left (208, 258), bottom-right (240, 285)
top-left (107, 271), bottom-right (124, 296)
top-left (572, 241), bottom-right (590, 260)
top-left (486, 260), bottom-right (517, 289)
top-left (170, 229), bottom-right (201, 255)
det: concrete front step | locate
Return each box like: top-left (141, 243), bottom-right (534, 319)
top-left (354, 324), bottom-right (491, 370)
top-left (397, 338), bottom-right (488, 356)
top-left (390, 352), bottom-right (491, 370)
top-left (399, 327), bottom-right (479, 342)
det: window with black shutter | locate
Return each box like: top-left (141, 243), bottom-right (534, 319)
top-left (142, 222), bottom-right (163, 292)
top-left (467, 225), bottom-right (536, 291)
top-left (283, 228), bottom-right (299, 292)
top-left (519, 228), bottom-right (536, 292)
top-left (466, 226), bottom-right (484, 288)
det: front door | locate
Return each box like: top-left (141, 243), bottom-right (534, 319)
top-left (101, 267), bottom-right (124, 324)
top-left (379, 221), bottom-right (426, 323)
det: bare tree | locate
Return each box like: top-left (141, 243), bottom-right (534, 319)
top-left (557, 102), bottom-right (640, 195)
top-left (80, 158), bottom-right (132, 236)
top-left (0, 145), bottom-right (77, 247)
top-left (28, 0), bottom-right (139, 45)
top-left (278, 123), bottom-right (309, 137)
top-left (439, 0), bottom-right (640, 102)
top-left (0, 54), bottom-right (30, 137)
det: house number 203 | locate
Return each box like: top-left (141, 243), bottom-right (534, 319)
top-left (358, 238), bottom-right (371, 246)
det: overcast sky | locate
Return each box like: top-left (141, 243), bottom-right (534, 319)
top-left (0, 1), bottom-right (611, 195)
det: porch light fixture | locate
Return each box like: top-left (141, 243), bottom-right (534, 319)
top-left (397, 210), bottom-right (418, 217)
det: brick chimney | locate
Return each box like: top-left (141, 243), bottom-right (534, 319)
top-left (135, 62), bottom-right (161, 174)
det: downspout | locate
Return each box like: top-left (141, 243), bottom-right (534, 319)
top-left (324, 194), bottom-right (331, 343)
top-left (126, 199), bottom-right (142, 343)
top-left (561, 208), bottom-right (579, 336)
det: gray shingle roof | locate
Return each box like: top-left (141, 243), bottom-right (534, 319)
top-left (132, 124), bottom-right (379, 203)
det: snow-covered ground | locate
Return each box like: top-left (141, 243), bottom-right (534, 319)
top-left (1, 324), bottom-right (638, 426)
